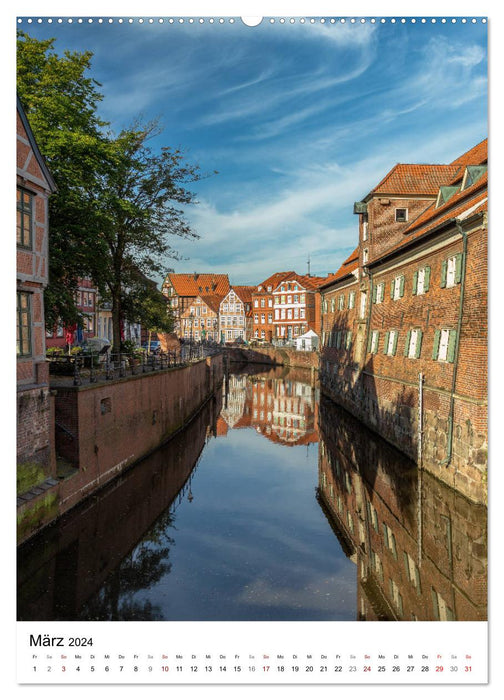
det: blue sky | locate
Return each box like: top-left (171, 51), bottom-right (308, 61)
top-left (17, 15), bottom-right (487, 286)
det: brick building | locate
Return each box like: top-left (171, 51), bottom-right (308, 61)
top-left (272, 273), bottom-right (325, 342)
top-left (320, 139), bottom-right (488, 504)
top-left (219, 285), bottom-right (254, 343)
top-left (252, 271), bottom-right (293, 342)
top-left (17, 96), bottom-right (57, 474)
top-left (180, 294), bottom-right (220, 342)
top-left (162, 272), bottom-right (229, 338)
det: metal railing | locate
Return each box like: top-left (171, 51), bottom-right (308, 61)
top-left (48, 345), bottom-right (209, 386)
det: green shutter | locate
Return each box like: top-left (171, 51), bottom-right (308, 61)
top-left (441, 260), bottom-right (448, 288)
top-left (384, 331), bottom-right (390, 354)
top-left (412, 271), bottom-right (418, 295)
top-left (399, 276), bottom-right (405, 297)
top-left (447, 329), bottom-right (457, 363)
top-left (415, 330), bottom-right (423, 359)
top-left (404, 330), bottom-right (412, 356)
top-left (390, 280), bottom-right (395, 299)
top-left (424, 266), bottom-right (431, 291)
top-left (372, 285), bottom-right (377, 303)
top-left (346, 331), bottom-right (352, 349)
top-left (455, 253), bottom-right (463, 284)
top-left (367, 334), bottom-right (373, 353)
top-left (403, 551), bottom-right (409, 577)
top-left (432, 329), bottom-right (441, 360)
top-left (392, 332), bottom-right (398, 356)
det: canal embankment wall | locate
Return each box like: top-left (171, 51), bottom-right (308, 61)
top-left (17, 354), bottom-right (223, 544)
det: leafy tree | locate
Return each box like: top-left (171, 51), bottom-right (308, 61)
top-left (120, 268), bottom-right (174, 339)
top-left (17, 31), bottom-right (111, 329)
top-left (17, 33), bottom-right (209, 350)
top-left (94, 122), bottom-right (206, 351)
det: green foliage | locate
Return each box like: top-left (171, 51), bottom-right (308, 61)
top-left (17, 32), bottom-right (210, 351)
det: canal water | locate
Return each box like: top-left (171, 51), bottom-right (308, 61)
top-left (17, 364), bottom-right (487, 622)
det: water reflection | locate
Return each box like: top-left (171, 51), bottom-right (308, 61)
top-left (17, 365), bottom-right (487, 622)
top-left (317, 394), bottom-right (487, 621)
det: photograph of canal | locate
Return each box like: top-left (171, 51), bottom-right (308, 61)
top-left (17, 365), bottom-right (487, 622)
top-left (15, 14), bottom-right (488, 683)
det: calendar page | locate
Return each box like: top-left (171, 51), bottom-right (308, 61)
top-left (11, 0), bottom-right (493, 694)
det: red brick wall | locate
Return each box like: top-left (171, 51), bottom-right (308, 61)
top-left (366, 196), bottom-right (434, 263)
top-left (320, 222), bottom-right (487, 504)
top-left (55, 355), bottom-right (223, 512)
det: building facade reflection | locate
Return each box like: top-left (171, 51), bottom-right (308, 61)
top-left (317, 394), bottom-right (487, 621)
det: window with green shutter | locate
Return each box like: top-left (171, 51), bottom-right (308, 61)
top-left (432, 329), bottom-right (441, 359)
top-left (384, 330), bottom-right (390, 354)
top-left (399, 275), bottom-right (405, 297)
top-left (447, 329), bottom-right (457, 362)
top-left (440, 260), bottom-right (448, 288)
top-left (412, 271), bottom-right (418, 295)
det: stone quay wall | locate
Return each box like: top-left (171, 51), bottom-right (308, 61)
top-left (17, 354), bottom-right (223, 544)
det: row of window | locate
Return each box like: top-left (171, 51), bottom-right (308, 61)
top-left (323, 254), bottom-right (463, 315)
top-left (274, 293), bottom-right (306, 305)
top-left (274, 307), bottom-right (306, 321)
top-left (254, 313), bottom-right (273, 324)
top-left (369, 328), bottom-right (457, 362)
top-left (253, 298), bottom-right (273, 308)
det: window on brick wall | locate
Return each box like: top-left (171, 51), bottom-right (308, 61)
top-left (389, 579), bottom-right (404, 615)
top-left (362, 217), bottom-right (369, 241)
top-left (404, 328), bottom-right (423, 359)
top-left (432, 328), bottom-right (457, 362)
top-left (395, 208), bottom-right (408, 222)
top-left (369, 329), bottom-right (380, 354)
top-left (338, 294), bottom-right (345, 310)
top-left (390, 275), bottom-right (405, 300)
top-left (17, 291), bottom-right (32, 357)
top-left (431, 588), bottom-right (455, 621)
top-left (348, 291), bottom-right (356, 309)
top-left (383, 523), bottom-right (398, 559)
top-left (331, 298), bottom-right (335, 312)
top-left (17, 188), bottom-right (33, 249)
top-left (384, 330), bottom-right (398, 356)
top-left (441, 254), bottom-right (463, 288)
top-left (359, 291), bottom-right (367, 319)
top-left (413, 266), bottom-right (431, 295)
top-left (373, 281), bottom-right (385, 304)
top-left (363, 248), bottom-right (369, 264)
top-left (403, 552), bottom-right (422, 593)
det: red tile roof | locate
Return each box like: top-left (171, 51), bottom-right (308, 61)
top-left (369, 164), bottom-right (460, 197)
top-left (168, 273), bottom-right (230, 298)
top-left (199, 294), bottom-right (222, 314)
top-left (232, 285), bottom-right (255, 304)
top-left (369, 138), bottom-right (488, 262)
top-left (449, 138), bottom-right (488, 171)
top-left (254, 271), bottom-right (295, 294)
top-left (320, 247), bottom-right (360, 288)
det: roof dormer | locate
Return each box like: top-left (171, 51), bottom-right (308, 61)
top-left (436, 185), bottom-right (460, 208)
top-left (461, 164), bottom-right (487, 191)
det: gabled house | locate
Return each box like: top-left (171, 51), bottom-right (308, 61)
top-left (180, 294), bottom-right (221, 342)
top-left (17, 95), bottom-right (57, 474)
top-left (272, 273), bottom-right (326, 342)
top-left (162, 272), bottom-right (229, 338)
top-left (219, 285), bottom-right (254, 343)
top-left (252, 271), bottom-right (294, 342)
